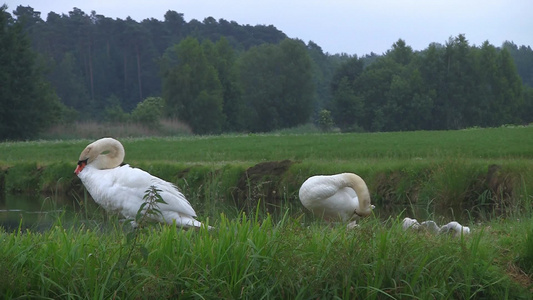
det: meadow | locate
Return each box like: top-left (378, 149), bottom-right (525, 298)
top-left (0, 126), bottom-right (532, 298)
top-left (2, 125), bottom-right (532, 164)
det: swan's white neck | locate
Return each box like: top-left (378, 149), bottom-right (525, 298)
top-left (341, 173), bottom-right (372, 216)
top-left (78, 137), bottom-right (125, 172)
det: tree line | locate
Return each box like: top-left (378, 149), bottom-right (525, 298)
top-left (330, 37), bottom-right (533, 132)
top-left (1, 5), bottom-right (533, 139)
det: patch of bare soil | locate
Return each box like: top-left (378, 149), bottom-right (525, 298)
top-left (232, 160), bottom-right (293, 213)
top-left (506, 262), bottom-right (533, 291)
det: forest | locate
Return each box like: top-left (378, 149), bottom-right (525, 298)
top-left (1, 4), bottom-right (533, 139)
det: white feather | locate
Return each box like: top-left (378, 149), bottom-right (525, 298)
top-left (402, 218), bottom-right (470, 237)
top-left (76, 138), bottom-right (209, 229)
top-left (298, 173), bottom-right (373, 222)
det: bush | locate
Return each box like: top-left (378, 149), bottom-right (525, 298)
top-left (317, 109), bottom-right (334, 132)
top-left (131, 97), bottom-right (165, 128)
top-left (103, 95), bottom-right (130, 123)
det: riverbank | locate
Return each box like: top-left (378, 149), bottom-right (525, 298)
top-left (1, 128), bottom-right (532, 297)
top-left (1, 212), bottom-right (532, 298)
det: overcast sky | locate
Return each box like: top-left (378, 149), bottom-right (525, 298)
top-left (3, 0), bottom-right (532, 56)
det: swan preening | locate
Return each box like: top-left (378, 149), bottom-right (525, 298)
top-left (75, 137), bottom-right (210, 229)
top-left (298, 173), bottom-right (374, 227)
top-left (74, 138), bottom-right (470, 235)
top-left (402, 217), bottom-right (470, 237)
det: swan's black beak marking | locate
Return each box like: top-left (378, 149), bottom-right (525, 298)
top-left (75, 158), bottom-right (88, 175)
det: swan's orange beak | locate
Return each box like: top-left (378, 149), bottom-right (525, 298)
top-left (75, 160), bottom-right (87, 175)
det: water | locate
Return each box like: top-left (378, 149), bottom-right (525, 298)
top-left (0, 193), bottom-right (81, 231)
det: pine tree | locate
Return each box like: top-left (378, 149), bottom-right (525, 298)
top-left (0, 5), bottom-right (63, 140)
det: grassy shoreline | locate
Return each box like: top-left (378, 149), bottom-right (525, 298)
top-left (1, 127), bottom-right (532, 224)
top-left (1, 127), bottom-right (532, 298)
top-left (1, 213), bottom-right (532, 298)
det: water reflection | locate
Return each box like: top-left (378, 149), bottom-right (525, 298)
top-left (0, 193), bottom-right (79, 231)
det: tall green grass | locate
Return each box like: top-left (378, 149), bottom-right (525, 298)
top-left (1, 127), bottom-right (532, 298)
top-left (1, 213), bottom-right (531, 299)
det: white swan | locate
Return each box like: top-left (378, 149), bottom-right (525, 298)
top-left (420, 220), bottom-right (441, 234)
top-left (298, 173), bottom-right (374, 226)
top-left (401, 217), bottom-right (470, 237)
top-left (439, 221), bottom-right (470, 237)
top-left (75, 137), bottom-right (209, 229)
top-left (402, 217), bottom-right (420, 230)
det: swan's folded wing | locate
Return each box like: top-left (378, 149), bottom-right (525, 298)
top-left (300, 176), bottom-right (343, 200)
top-left (112, 165), bottom-right (197, 218)
top-left (151, 178), bottom-right (197, 218)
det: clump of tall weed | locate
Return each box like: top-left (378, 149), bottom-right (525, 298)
top-left (416, 159), bottom-right (484, 212)
top-left (109, 185), bottom-right (171, 298)
top-left (519, 225), bottom-right (533, 275)
top-left (121, 185), bottom-right (167, 263)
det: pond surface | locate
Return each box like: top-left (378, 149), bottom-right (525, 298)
top-left (0, 193), bottom-right (83, 231)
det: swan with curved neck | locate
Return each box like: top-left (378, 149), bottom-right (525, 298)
top-left (75, 138), bottom-right (124, 174)
top-left (75, 137), bottom-right (209, 229)
top-left (299, 173), bottom-right (374, 223)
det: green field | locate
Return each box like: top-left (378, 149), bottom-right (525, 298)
top-left (2, 126), bottom-right (532, 164)
top-left (1, 126), bottom-right (532, 219)
top-left (1, 127), bottom-right (532, 298)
